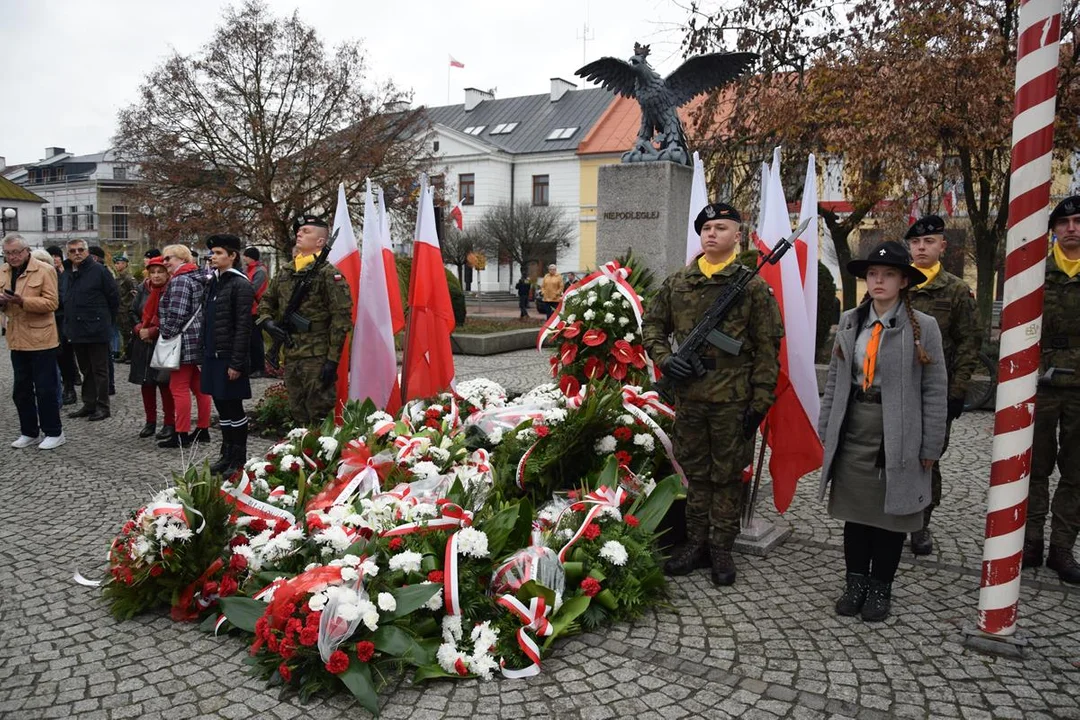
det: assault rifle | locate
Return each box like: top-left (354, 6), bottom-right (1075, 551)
top-left (265, 227), bottom-right (339, 370)
top-left (654, 217), bottom-right (810, 405)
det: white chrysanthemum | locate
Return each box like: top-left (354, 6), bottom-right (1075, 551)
top-left (586, 292), bottom-right (598, 305)
top-left (618, 414), bottom-right (635, 425)
top-left (424, 585), bottom-right (444, 611)
top-left (314, 526), bottom-right (352, 552)
top-left (633, 433), bottom-right (655, 452)
top-left (318, 436), bottom-right (339, 458)
top-left (583, 309), bottom-right (596, 321)
top-left (471, 620), bottom-right (498, 651)
top-left (600, 540), bottom-right (629, 566)
top-left (566, 314), bottom-right (576, 322)
top-left (410, 461), bottom-right (441, 481)
top-left (487, 428), bottom-right (505, 444)
top-left (456, 527), bottom-right (490, 558)
top-left (442, 614), bottom-right (463, 642)
top-left (559, 528), bottom-right (575, 540)
top-left (516, 428), bottom-right (535, 442)
top-left (429, 446), bottom-right (451, 463)
top-left (388, 551), bottom-right (423, 574)
top-left (436, 644), bottom-right (466, 675)
top-left (618, 316), bottom-right (630, 327)
top-left (286, 428), bottom-right (309, 440)
top-left (604, 313), bottom-right (616, 324)
top-left (599, 505), bottom-right (623, 522)
top-left (409, 503), bottom-right (439, 521)
top-left (470, 653), bottom-right (499, 680)
top-left (377, 592), bottom-right (397, 613)
top-left (622, 298), bottom-right (630, 308)
top-left (542, 407), bottom-right (567, 424)
top-left (133, 537), bottom-right (152, 558)
top-left (279, 454), bottom-right (302, 472)
top-left (594, 435), bottom-right (617, 454)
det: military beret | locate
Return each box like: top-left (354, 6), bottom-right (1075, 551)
top-left (45, 245), bottom-right (63, 258)
top-left (88, 246), bottom-right (105, 259)
top-left (694, 202), bottom-right (742, 235)
top-left (206, 233), bottom-right (243, 252)
top-left (293, 213), bottom-right (329, 234)
top-left (1050, 195), bottom-right (1080, 228)
top-left (113, 254), bottom-right (129, 263)
top-left (243, 247), bottom-right (260, 261)
top-left (904, 214), bottom-right (945, 239)
top-left (144, 248), bottom-right (162, 259)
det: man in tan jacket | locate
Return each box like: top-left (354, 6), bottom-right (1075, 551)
top-left (0, 234), bottom-right (65, 449)
top-left (539, 264), bottom-right (564, 319)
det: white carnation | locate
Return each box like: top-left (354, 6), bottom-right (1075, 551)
top-left (318, 436), bottom-right (339, 457)
top-left (566, 314), bottom-right (576, 322)
top-left (377, 592), bottom-right (397, 613)
top-left (362, 609), bottom-right (380, 632)
top-left (455, 527), bottom-right (490, 558)
top-left (594, 435), bottom-right (617, 454)
top-left (308, 593), bottom-right (328, 611)
top-left (388, 551), bottom-right (423, 574)
top-left (583, 309), bottom-right (596, 321)
top-left (424, 585), bottom-right (444, 611)
top-left (486, 427), bottom-right (504, 444)
top-left (411, 461), bottom-right (441, 481)
top-left (603, 300), bottom-right (614, 308)
top-left (286, 428), bottom-right (309, 440)
top-left (633, 433), bottom-right (655, 452)
top-left (599, 540), bottom-right (629, 566)
top-left (597, 276), bottom-right (610, 286)
top-left (542, 407), bottom-right (568, 424)
top-left (337, 602), bottom-right (360, 622)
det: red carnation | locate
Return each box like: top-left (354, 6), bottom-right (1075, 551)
top-left (534, 425), bottom-right (550, 438)
top-left (388, 537), bottom-right (403, 551)
top-left (567, 489), bottom-right (579, 500)
top-left (279, 639), bottom-right (296, 660)
top-left (273, 519), bottom-right (292, 535)
top-left (120, 567), bottom-right (134, 585)
top-left (264, 463), bottom-right (275, 473)
top-left (582, 328), bottom-right (608, 347)
top-left (625, 514), bottom-right (640, 528)
top-left (249, 518), bottom-right (268, 534)
top-left (161, 547), bottom-right (174, 558)
top-left (255, 616), bottom-right (269, 640)
top-left (219, 574), bottom-right (238, 598)
top-left (613, 426), bottom-right (632, 442)
top-left (559, 374), bottom-right (581, 398)
top-left (229, 554), bottom-right (248, 572)
top-left (611, 339), bottom-right (634, 364)
top-left (427, 570), bottom-right (445, 584)
top-left (562, 320), bottom-right (583, 339)
top-left (202, 581), bottom-right (219, 598)
top-left (355, 641), bottom-right (376, 663)
top-left (306, 514), bottom-right (326, 531)
top-left (426, 407), bottom-right (442, 419)
top-left (228, 535), bottom-right (248, 548)
top-left (122, 521), bottom-right (135, 534)
top-left (149, 564), bottom-right (164, 577)
top-left (267, 634), bottom-right (280, 653)
top-left (583, 357), bottom-right (606, 380)
top-left (306, 611), bottom-right (322, 628)
top-left (583, 523), bottom-right (601, 540)
top-left (559, 343), bottom-right (578, 366)
top-left (607, 360), bottom-right (628, 381)
top-left (299, 626), bottom-right (319, 647)
top-left (325, 650), bottom-right (350, 675)
top-left (426, 419), bottom-right (440, 429)
top-left (615, 450), bottom-right (633, 467)
top-left (286, 618), bottom-right (302, 635)
top-left (278, 663), bottom-right (292, 682)
top-left (581, 577), bottom-right (602, 597)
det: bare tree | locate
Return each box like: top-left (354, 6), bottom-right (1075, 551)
top-left (472, 202), bottom-right (575, 287)
top-left (114, 0), bottom-right (432, 257)
top-left (440, 227), bottom-right (497, 285)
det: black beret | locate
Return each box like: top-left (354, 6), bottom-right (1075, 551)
top-left (293, 214), bottom-right (329, 234)
top-left (144, 248), bottom-right (162, 259)
top-left (694, 202), bottom-right (742, 235)
top-left (206, 233), bottom-right (243, 252)
top-left (242, 247), bottom-right (260, 261)
top-left (905, 214), bottom-right (945, 239)
top-left (88, 246), bottom-right (105, 259)
top-left (1050, 195), bottom-right (1080, 228)
top-left (45, 245), bottom-right (63, 258)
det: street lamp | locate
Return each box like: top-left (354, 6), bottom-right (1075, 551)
top-left (0, 207), bottom-right (15, 236)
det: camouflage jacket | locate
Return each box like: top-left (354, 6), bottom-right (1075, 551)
top-left (907, 268), bottom-right (979, 399)
top-left (642, 259), bottom-right (783, 411)
top-left (116, 270), bottom-right (138, 313)
top-left (257, 259), bottom-right (353, 362)
top-left (1040, 261), bottom-right (1080, 388)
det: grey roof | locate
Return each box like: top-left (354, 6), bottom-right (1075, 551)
top-left (424, 87), bottom-right (614, 155)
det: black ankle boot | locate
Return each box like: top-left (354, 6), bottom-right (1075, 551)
top-left (158, 432), bottom-right (191, 449)
top-left (835, 573), bottom-right (870, 616)
top-left (910, 527), bottom-right (933, 556)
top-left (664, 531), bottom-right (710, 576)
top-left (1022, 537), bottom-right (1044, 569)
top-left (860, 578), bottom-right (892, 622)
top-left (156, 425), bottom-right (175, 441)
top-left (138, 422), bottom-right (156, 438)
top-left (709, 544), bottom-right (736, 586)
top-left (1046, 545), bottom-right (1080, 584)
top-left (209, 444), bottom-right (233, 474)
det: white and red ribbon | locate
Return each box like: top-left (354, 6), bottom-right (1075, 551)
top-left (497, 594), bottom-right (552, 679)
top-left (223, 478), bottom-right (297, 526)
top-left (380, 500), bottom-right (473, 538)
top-left (537, 261), bottom-right (644, 351)
top-left (620, 385), bottom-right (686, 486)
top-left (146, 500), bottom-right (206, 533)
top-left (557, 485), bottom-right (628, 562)
top-left (443, 531), bottom-right (462, 617)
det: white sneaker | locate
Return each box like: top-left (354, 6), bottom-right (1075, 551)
top-left (38, 433), bottom-right (66, 450)
top-left (11, 434), bottom-right (38, 449)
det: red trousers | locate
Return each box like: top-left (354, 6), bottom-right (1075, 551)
top-left (141, 383), bottom-right (175, 425)
top-left (169, 364), bottom-right (210, 433)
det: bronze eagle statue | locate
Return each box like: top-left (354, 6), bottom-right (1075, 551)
top-left (576, 43), bottom-right (757, 165)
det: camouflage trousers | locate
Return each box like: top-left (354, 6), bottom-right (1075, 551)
top-left (923, 419), bottom-right (953, 527)
top-left (284, 356), bottom-right (336, 427)
top-left (673, 399), bottom-right (755, 549)
top-left (1029, 386), bottom-right (1080, 548)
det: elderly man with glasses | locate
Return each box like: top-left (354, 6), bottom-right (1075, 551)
top-left (0, 234), bottom-right (65, 449)
top-left (59, 239), bottom-right (119, 421)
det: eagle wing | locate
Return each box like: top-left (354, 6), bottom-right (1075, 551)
top-left (575, 57), bottom-right (638, 99)
top-left (663, 52), bottom-right (758, 107)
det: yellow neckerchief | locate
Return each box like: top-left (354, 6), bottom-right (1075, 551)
top-left (697, 251), bottom-right (737, 279)
top-left (1053, 242), bottom-right (1080, 278)
top-left (294, 253), bottom-right (316, 272)
top-left (913, 261), bottom-right (942, 289)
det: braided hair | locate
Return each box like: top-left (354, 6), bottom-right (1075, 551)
top-left (901, 289), bottom-right (932, 365)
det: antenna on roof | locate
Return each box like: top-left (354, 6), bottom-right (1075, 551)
top-left (576, 1), bottom-right (595, 65)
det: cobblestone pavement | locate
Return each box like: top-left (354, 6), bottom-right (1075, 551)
top-left (1, 344), bottom-right (1078, 719)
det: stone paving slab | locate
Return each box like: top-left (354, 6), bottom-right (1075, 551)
top-left (0, 342), bottom-right (1078, 719)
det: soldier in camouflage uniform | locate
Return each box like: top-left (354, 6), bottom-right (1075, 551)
top-left (1026, 196), bottom-right (1080, 584)
top-left (257, 215), bottom-right (353, 426)
top-left (642, 202), bottom-right (783, 586)
top-left (903, 215), bottom-right (980, 555)
top-left (113, 255), bottom-right (138, 360)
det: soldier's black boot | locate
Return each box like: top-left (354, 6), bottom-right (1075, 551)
top-left (834, 573), bottom-right (870, 616)
top-left (1046, 545), bottom-right (1080, 584)
top-left (1022, 536), bottom-right (1044, 569)
top-left (860, 578), bottom-right (892, 622)
top-left (709, 541), bottom-right (736, 587)
top-left (664, 529), bottom-right (709, 576)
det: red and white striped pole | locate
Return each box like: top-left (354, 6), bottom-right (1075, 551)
top-left (976, 0), bottom-right (1062, 638)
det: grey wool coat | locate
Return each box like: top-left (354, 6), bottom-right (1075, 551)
top-left (817, 301), bottom-right (949, 516)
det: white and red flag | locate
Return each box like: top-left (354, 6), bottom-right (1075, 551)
top-left (402, 179), bottom-right (456, 401)
top-left (449, 55), bottom-right (464, 69)
top-left (684, 151), bottom-right (709, 264)
top-left (329, 183), bottom-right (362, 414)
top-left (449, 197), bottom-right (465, 231)
top-left (753, 148), bottom-right (823, 513)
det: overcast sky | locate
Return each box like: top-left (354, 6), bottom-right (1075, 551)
top-left (0, 0), bottom-right (699, 166)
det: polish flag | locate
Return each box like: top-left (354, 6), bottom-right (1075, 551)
top-left (797, 154), bottom-right (819, 372)
top-left (402, 180), bottom-right (456, 401)
top-left (684, 151), bottom-right (709, 264)
top-left (449, 198), bottom-right (465, 231)
top-left (329, 183), bottom-right (362, 414)
top-left (349, 178), bottom-right (402, 414)
top-left (378, 188), bottom-right (405, 336)
top-left (942, 180), bottom-right (957, 217)
top-left (449, 55), bottom-right (464, 69)
top-left (908, 197), bottom-right (920, 226)
top-left (753, 148), bottom-right (823, 513)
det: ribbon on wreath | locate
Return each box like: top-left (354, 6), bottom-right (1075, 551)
top-left (222, 477), bottom-right (297, 526)
top-left (443, 531), bottom-right (463, 617)
top-left (537, 261), bottom-right (644, 351)
top-left (306, 442), bottom-right (390, 513)
top-left (380, 499), bottom-right (473, 538)
top-left (146, 499), bottom-right (206, 533)
top-left (251, 564), bottom-right (345, 652)
top-left (556, 485), bottom-right (628, 562)
top-left (171, 557), bottom-right (225, 622)
top-left (497, 595), bottom-right (552, 679)
top-left (619, 385), bottom-right (686, 486)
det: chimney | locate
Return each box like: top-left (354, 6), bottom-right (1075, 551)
top-left (45, 147), bottom-right (66, 158)
top-left (550, 78), bottom-right (577, 102)
top-left (0, 157), bottom-right (5, 173)
top-left (464, 87), bottom-right (494, 112)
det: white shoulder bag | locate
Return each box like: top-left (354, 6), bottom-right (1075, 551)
top-left (150, 313), bottom-right (197, 370)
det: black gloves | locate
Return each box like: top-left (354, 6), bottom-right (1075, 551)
top-left (320, 360), bottom-right (338, 388)
top-left (662, 355), bottom-right (694, 380)
top-left (947, 397), bottom-right (965, 422)
top-left (262, 319), bottom-right (289, 344)
top-left (742, 408), bottom-right (766, 439)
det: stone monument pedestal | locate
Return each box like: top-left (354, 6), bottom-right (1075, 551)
top-left (595, 162), bottom-right (694, 278)
top-left (733, 516), bottom-right (792, 557)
